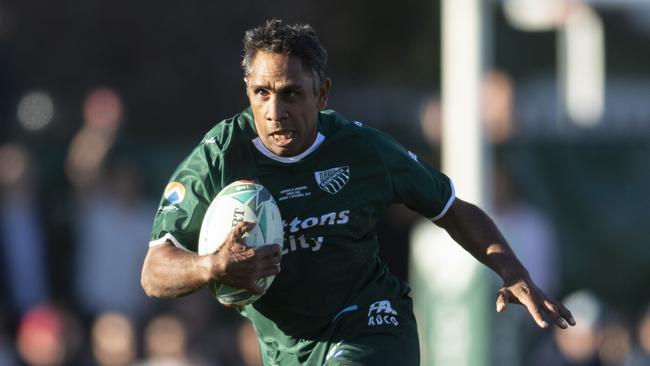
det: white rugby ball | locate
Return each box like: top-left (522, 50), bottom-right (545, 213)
top-left (198, 180), bottom-right (284, 306)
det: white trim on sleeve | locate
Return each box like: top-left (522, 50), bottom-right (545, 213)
top-left (148, 233), bottom-right (193, 253)
top-left (430, 180), bottom-right (456, 221)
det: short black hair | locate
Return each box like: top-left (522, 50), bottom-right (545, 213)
top-left (242, 19), bottom-right (328, 90)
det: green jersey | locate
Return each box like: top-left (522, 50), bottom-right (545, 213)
top-left (150, 108), bottom-right (454, 358)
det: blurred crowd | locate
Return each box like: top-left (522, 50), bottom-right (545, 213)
top-left (0, 87), bottom-right (263, 365)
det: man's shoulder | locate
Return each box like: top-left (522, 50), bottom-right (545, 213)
top-left (200, 109), bottom-right (254, 152)
top-left (320, 109), bottom-right (385, 141)
top-left (321, 110), bottom-right (399, 151)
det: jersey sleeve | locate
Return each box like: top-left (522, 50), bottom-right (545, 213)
top-left (371, 129), bottom-right (455, 221)
top-left (149, 143), bottom-right (219, 252)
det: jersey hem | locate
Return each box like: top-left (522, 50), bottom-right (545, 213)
top-left (430, 180), bottom-right (456, 221)
top-left (149, 233), bottom-right (193, 253)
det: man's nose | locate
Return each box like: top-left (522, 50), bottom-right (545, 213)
top-left (265, 96), bottom-right (287, 122)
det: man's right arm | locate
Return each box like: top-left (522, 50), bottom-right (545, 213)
top-left (141, 221), bottom-right (282, 298)
top-left (141, 242), bottom-right (214, 298)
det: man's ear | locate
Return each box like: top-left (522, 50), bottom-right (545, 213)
top-left (317, 78), bottom-right (332, 110)
top-left (244, 78), bottom-right (251, 97)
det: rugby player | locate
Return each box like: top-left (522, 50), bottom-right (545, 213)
top-left (141, 19), bottom-right (575, 365)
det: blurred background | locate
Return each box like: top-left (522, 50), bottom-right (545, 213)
top-left (0, 0), bottom-right (648, 365)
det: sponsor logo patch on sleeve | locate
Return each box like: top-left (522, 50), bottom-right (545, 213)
top-left (164, 181), bottom-right (186, 204)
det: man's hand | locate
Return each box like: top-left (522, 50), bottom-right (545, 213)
top-left (434, 198), bottom-right (575, 330)
top-left (208, 221), bottom-right (282, 294)
top-left (496, 276), bottom-right (575, 329)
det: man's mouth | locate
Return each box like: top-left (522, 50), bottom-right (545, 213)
top-left (270, 130), bottom-right (296, 146)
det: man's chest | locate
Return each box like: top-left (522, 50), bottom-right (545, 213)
top-left (251, 147), bottom-right (389, 255)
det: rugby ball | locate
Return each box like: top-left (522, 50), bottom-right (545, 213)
top-left (198, 180), bottom-right (284, 306)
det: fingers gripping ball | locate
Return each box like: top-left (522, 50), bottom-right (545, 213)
top-left (198, 180), bottom-right (284, 306)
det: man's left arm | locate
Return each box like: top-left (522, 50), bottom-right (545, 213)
top-left (434, 197), bottom-right (576, 329)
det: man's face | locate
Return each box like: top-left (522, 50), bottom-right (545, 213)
top-left (246, 51), bottom-right (330, 157)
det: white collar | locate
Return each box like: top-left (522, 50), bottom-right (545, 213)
top-left (251, 133), bottom-right (325, 164)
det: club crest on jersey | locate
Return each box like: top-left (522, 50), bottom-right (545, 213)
top-left (314, 166), bottom-right (350, 194)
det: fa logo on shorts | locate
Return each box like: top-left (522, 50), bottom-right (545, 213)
top-left (367, 300), bottom-right (399, 327)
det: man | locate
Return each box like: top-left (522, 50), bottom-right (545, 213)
top-left (141, 19), bottom-right (575, 366)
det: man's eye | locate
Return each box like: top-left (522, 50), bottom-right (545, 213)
top-left (283, 90), bottom-right (299, 98)
top-left (255, 89), bottom-right (269, 96)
